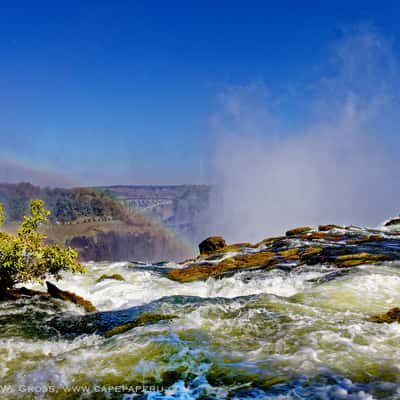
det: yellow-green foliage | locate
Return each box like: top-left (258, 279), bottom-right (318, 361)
top-left (0, 203), bottom-right (3, 228)
top-left (0, 199), bottom-right (85, 295)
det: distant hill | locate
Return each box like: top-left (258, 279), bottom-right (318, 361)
top-left (0, 182), bottom-right (131, 224)
top-left (100, 185), bottom-right (211, 243)
top-left (0, 183), bottom-right (197, 262)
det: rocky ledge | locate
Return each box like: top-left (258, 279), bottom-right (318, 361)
top-left (167, 221), bottom-right (400, 283)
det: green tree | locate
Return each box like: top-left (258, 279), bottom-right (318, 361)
top-left (0, 199), bottom-right (85, 297)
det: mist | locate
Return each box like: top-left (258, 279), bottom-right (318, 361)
top-left (209, 26), bottom-right (400, 243)
top-left (0, 159), bottom-right (76, 188)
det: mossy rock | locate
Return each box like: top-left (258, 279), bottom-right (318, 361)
top-left (347, 235), bottom-right (384, 245)
top-left (298, 232), bottom-right (328, 240)
top-left (318, 224), bottom-right (344, 232)
top-left (371, 307), bottom-right (400, 323)
top-left (167, 251), bottom-right (277, 283)
top-left (198, 236), bottom-right (226, 255)
top-left (104, 313), bottom-right (177, 338)
top-left (46, 281), bottom-right (96, 312)
top-left (96, 274), bottom-right (125, 283)
top-left (279, 248), bottom-right (300, 260)
top-left (285, 227), bottom-right (312, 237)
top-left (255, 236), bottom-right (286, 247)
top-left (334, 252), bottom-right (390, 268)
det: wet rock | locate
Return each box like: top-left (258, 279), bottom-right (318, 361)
top-left (347, 235), bottom-right (385, 245)
top-left (285, 227), bottom-right (312, 237)
top-left (302, 232), bottom-right (327, 240)
top-left (299, 247), bottom-right (324, 264)
top-left (334, 252), bottom-right (390, 268)
top-left (299, 246), bottom-right (344, 265)
top-left (104, 313), bottom-right (177, 338)
top-left (167, 251), bottom-right (277, 282)
top-left (1, 287), bottom-right (48, 301)
top-left (199, 236), bottom-right (226, 255)
top-left (96, 274), bottom-right (125, 283)
top-left (256, 236), bottom-right (286, 246)
top-left (384, 217), bottom-right (400, 227)
top-left (371, 307), bottom-right (400, 323)
top-left (318, 224), bottom-right (344, 232)
top-left (279, 248), bottom-right (300, 260)
top-left (46, 281), bottom-right (96, 312)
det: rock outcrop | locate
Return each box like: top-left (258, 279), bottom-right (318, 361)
top-left (168, 251), bottom-right (277, 282)
top-left (166, 223), bottom-right (400, 283)
top-left (46, 281), bottom-right (96, 312)
top-left (198, 236), bottom-right (227, 255)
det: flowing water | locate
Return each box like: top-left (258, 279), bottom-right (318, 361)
top-left (1, 253), bottom-right (400, 399)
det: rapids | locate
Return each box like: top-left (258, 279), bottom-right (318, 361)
top-left (1, 234), bottom-right (400, 399)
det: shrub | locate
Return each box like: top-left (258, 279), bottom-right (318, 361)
top-left (0, 199), bottom-right (85, 297)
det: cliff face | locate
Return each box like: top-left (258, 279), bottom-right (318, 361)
top-left (0, 183), bottom-right (196, 262)
top-left (67, 230), bottom-right (191, 262)
top-left (44, 221), bottom-right (194, 262)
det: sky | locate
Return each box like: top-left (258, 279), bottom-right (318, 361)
top-left (1, 1), bottom-right (400, 186)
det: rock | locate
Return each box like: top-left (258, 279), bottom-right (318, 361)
top-left (371, 307), bottom-right (400, 323)
top-left (199, 236), bottom-right (226, 255)
top-left (200, 242), bottom-right (257, 259)
top-left (167, 251), bottom-right (277, 282)
top-left (347, 235), bottom-right (385, 245)
top-left (46, 281), bottom-right (96, 312)
top-left (304, 232), bottom-right (327, 240)
top-left (255, 236), bottom-right (286, 247)
top-left (334, 252), bottom-right (390, 268)
top-left (299, 247), bottom-right (324, 264)
top-left (285, 227), bottom-right (312, 237)
top-left (299, 246), bottom-right (344, 265)
top-left (104, 313), bottom-right (177, 338)
top-left (384, 217), bottom-right (400, 227)
top-left (318, 224), bottom-right (344, 232)
top-left (279, 248), bottom-right (300, 260)
top-left (1, 287), bottom-right (48, 301)
top-left (96, 274), bottom-right (125, 283)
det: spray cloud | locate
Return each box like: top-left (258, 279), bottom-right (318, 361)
top-left (209, 25), bottom-right (400, 243)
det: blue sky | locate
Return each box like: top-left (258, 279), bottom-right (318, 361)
top-left (1, 1), bottom-right (400, 186)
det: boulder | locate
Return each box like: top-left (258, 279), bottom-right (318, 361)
top-left (199, 236), bottom-right (226, 255)
top-left (46, 281), bottom-right (96, 312)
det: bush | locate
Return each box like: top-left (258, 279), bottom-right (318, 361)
top-left (0, 199), bottom-right (85, 297)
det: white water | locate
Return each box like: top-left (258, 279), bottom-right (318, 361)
top-left (1, 256), bottom-right (400, 399)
